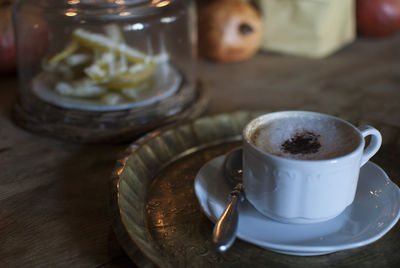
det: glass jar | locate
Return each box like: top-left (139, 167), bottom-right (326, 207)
top-left (12, 0), bottom-right (201, 142)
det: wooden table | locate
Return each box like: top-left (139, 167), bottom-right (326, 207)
top-left (1, 33), bottom-right (400, 267)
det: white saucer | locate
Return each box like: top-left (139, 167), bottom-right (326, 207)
top-left (194, 155), bottom-right (400, 256)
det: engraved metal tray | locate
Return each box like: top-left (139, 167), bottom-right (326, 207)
top-left (110, 111), bottom-right (400, 267)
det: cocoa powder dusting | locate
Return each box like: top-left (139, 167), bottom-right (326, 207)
top-left (281, 131), bottom-right (321, 155)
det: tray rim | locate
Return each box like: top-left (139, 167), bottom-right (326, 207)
top-left (110, 110), bottom-right (258, 267)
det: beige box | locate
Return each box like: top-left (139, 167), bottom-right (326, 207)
top-left (253, 0), bottom-right (355, 58)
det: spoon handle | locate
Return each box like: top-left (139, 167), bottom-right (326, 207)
top-left (212, 183), bottom-right (244, 252)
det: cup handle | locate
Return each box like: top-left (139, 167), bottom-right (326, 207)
top-left (358, 125), bottom-right (382, 167)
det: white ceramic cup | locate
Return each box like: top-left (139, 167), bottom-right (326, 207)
top-left (242, 111), bottom-right (382, 224)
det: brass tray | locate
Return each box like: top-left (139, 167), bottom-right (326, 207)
top-left (110, 111), bottom-right (400, 267)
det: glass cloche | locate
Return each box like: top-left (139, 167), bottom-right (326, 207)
top-left (12, 0), bottom-right (203, 142)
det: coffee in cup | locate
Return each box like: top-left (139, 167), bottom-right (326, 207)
top-left (249, 114), bottom-right (361, 160)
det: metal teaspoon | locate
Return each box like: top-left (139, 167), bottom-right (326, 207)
top-left (212, 148), bottom-right (244, 252)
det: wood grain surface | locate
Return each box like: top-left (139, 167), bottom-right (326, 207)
top-left (1, 32), bottom-right (400, 267)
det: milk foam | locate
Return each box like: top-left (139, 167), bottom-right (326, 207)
top-left (250, 115), bottom-right (360, 160)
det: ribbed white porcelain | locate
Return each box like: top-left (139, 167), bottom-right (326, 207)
top-left (242, 111), bottom-right (382, 224)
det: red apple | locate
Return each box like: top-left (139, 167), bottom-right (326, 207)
top-left (0, 0), bottom-right (49, 75)
top-left (17, 12), bottom-right (49, 68)
top-left (356, 0), bottom-right (400, 37)
top-left (0, 2), bottom-right (16, 74)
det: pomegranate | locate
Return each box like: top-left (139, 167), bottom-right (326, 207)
top-left (198, 0), bottom-right (263, 63)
